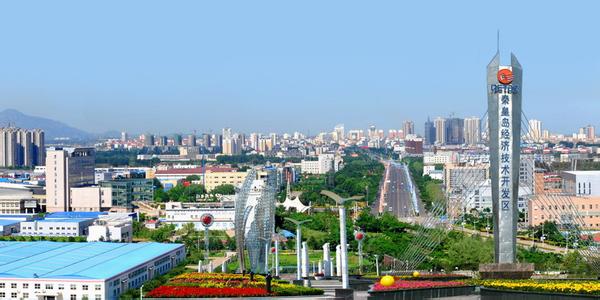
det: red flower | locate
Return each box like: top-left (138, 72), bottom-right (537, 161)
top-left (146, 286), bottom-right (269, 298)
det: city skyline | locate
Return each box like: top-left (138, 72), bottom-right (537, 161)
top-left (0, 1), bottom-right (599, 134)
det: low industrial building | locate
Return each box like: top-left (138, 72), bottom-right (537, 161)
top-left (18, 212), bottom-right (107, 237)
top-left (0, 219), bottom-right (20, 236)
top-left (0, 241), bottom-right (185, 300)
top-left (87, 214), bottom-right (133, 242)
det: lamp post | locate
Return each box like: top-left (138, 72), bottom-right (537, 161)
top-left (200, 213), bottom-right (214, 269)
top-left (374, 254), bottom-right (380, 277)
top-left (354, 231), bottom-right (365, 275)
top-left (140, 284), bottom-right (144, 300)
top-left (285, 217), bottom-right (311, 281)
top-left (321, 190), bottom-right (363, 289)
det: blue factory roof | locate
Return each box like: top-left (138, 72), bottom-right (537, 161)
top-left (0, 220), bottom-right (19, 226)
top-left (32, 218), bottom-right (92, 223)
top-left (45, 212), bottom-right (108, 219)
top-left (0, 241), bottom-right (184, 280)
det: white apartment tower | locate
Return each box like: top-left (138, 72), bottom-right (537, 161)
top-left (434, 117), bottom-right (446, 145)
top-left (528, 119), bottom-right (542, 142)
top-left (463, 117), bottom-right (481, 145)
top-left (45, 147), bottom-right (96, 212)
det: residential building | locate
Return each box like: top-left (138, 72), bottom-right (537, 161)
top-left (403, 120), bottom-right (414, 136)
top-left (445, 117), bottom-right (464, 145)
top-left (463, 117), bottom-right (481, 145)
top-left (300, 154), bottom-right (341, 174)
top-left (424, 117), bottom-right (436, 146)
top-left (528, 119), bottom-right (542, 142)
top-left (434, 117), bottom-right (446, 145)
top-left (0, 127), bottom-right (44, 167)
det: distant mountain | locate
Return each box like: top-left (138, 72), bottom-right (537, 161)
top-left (0, 109), bottom-right (95, 140)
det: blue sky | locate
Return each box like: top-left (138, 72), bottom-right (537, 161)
top-left (0, 1), bottom-right (598, 135)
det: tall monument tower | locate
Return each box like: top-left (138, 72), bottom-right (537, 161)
top-left (481, 48), bottom-right (533, 278)
top-left (487, 51), bottom-right (522, 263)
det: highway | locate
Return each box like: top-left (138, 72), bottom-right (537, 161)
top-left (373, 160), bottom-right (423, 218)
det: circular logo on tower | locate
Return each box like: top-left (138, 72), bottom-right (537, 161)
top-left (497, 69), bottom-right (513, 85)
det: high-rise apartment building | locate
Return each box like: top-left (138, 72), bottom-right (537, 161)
top-left (120, 131), bottom-right (128, 143)
top-left (187, 134), bottom-right (197, 146)
top-left (222, 134), bottom-right (242, 155)
top-left (445, 117), bottom-right (464, 145)
top-left (46, 147), bottom-right (95, 212)
top-left (434, 117), bottom-right (446, 145)
top-left (173, 134), bottom-right (183, 146)
top-left (31, 129), bottom-right (45, 166)
top-left (585, 125), bottom-right (595, 141)
top-left (527, 119), bottom-right (542, 142)
top-left (334, 124), bottom-right (345, 142)
top-left (143, 133), bottom-right (155, 146)
top-left (0, 127), bottom-right (45, 167)
top-left (403, 120), bottom-right (415, 136)
top-left (424, 117), bottom-right (436, 145)
top-left (269, 133), bottom-right (278, 148)
top-left (464, 117), bottom-right (481, 145)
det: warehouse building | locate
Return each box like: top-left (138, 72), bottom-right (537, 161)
top-left (0, 241), bottom-right (185, 300)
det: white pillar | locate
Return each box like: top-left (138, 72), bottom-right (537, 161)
top-left (329, 260), bottom-right (334, 278)
top-left (323, 243), bottom-right (331, 277)
top-left (221, 258), bottom-right (227, 273)
top-left (301, 241), bottom-right (309, 278)
top-left (339, 206), bottom-right (349, 289)
top-left (318, 260), bottom-right (323, 274)
top-left (336, 244), bottom-right (342, 277)
top-left (296, 226), bottom-right (302, 280)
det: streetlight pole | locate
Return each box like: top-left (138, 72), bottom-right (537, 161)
top-left (285, 217), bottom-right (311, 281)
top-left (374, 255), bottom-right (380, 277)
top-left (321, 190), bottom-right (363, 289)
top-left (140, 284), bottom-right (144, 300)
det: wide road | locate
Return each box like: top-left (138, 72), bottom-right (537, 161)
top-left (373, 160), bottom-right (423, 218)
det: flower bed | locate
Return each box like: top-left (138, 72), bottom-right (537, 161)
top-left (397, 274), bottom-right (471, 281)
top-left (372, 280), bottom-right (467, 292)
top-left (147, 286), bottom-right (269, 298)
top-left (146, 273), bottom-right (323, 298)
top-left (474, 279), bottom-right (600, 296)
top-left (368, 279), bottom-right (475, 300)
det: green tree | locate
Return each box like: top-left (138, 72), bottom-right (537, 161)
top-left (561, 251), bottom-right (591, 275)
top-left (211, 184), bottom-right (236, 195)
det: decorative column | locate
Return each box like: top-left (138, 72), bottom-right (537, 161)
top-left (301, 241), bottom-right (309, 278)
top-left (322, 243), bottom-right (331, 277)
top-left (336, 245), bottom-right (342, 277)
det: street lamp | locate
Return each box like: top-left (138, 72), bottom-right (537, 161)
top-left (139, 284), bottom-right (144, 300)
top-left (321, 190), bottom-right (363, 289)
top-left (284, 217), bottom-right (311, 281)
top-left (354, 231), bottom-right (365, 275)
top-left (200, 213), bottom-right (214, 271)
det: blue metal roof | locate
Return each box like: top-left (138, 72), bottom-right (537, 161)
top-left (0, 220), bottom-right (19, 226)
top-left (0, 241), bottom-right (184, 280)
top-left (45, 212), bottom-right (107, 219)
top-left (34, 218), bottom-right (91, 223)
